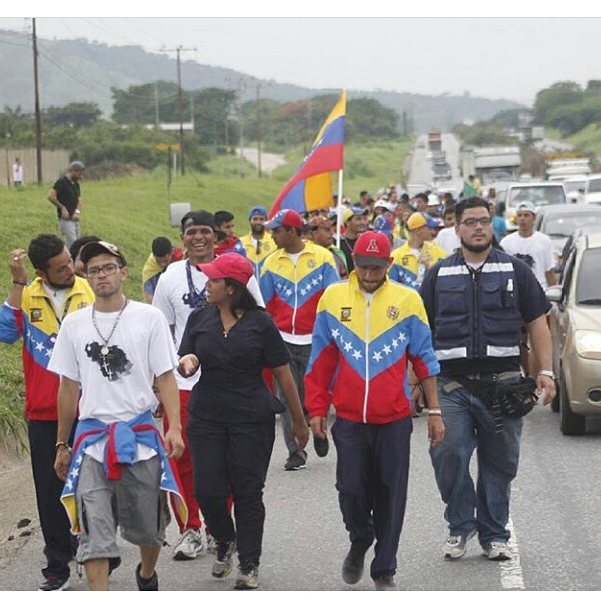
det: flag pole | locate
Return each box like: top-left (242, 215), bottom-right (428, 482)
top-left (336, 168), bottom-right (344, 248)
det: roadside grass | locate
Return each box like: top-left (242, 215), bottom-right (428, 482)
top-left (566, 123), bottom-right (601, 156)
top-left (0, 141), bottom-right (409, 438)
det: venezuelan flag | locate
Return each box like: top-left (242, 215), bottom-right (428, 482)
top-left (268, 90), bottom-right (346, 218)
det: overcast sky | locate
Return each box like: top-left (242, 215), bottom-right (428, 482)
top-left (1, 12), bottom-right (600, 105)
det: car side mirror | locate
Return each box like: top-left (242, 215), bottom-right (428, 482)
top-left (546, 286), bottom-right (562, 304)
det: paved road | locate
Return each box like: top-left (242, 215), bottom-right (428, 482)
top-left (2, 407), bottom-right (600, 591)
top-left (407, 134), bottom-right (463, 194)
top-left (236, 147), bottom-right (287, 174)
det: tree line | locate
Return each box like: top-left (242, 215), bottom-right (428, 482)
top-left (0, 84), bottom-right (399, 175)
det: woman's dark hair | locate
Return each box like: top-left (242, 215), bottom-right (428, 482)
top-left (28, 234), bottom-right (66, 271)
top-left (225, 278), bottom-right (261, 317)
top-left (455, 197), bottom-right (489, 223)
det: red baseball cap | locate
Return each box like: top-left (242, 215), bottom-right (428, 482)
top-left (197, 253), bottom-right (254, 285)
top-left (264, 209), bottom-right (304, 230)
top-left (353, 231), bottom-right (392, 268)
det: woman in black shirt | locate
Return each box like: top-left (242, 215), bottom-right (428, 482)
top-left (178, 253), bottom-right (308, 590)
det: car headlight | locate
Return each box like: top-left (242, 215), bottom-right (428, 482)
top-left (575, 330), bottom-right (601, 360)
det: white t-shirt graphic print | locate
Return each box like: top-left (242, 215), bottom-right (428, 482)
top-left (48, 301), bottom-right (178, 462)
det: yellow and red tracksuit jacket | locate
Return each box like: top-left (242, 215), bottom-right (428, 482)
top-left (259, 241), bottom-right (339, 337)
top-left (305, 272), bottom-right (439, 424)
top-left (0, 276), bottom-right (94, 421)
top-left (240, 232), bottom-right (276, 279)
top-left (389, 241), bottom-right (447, 289)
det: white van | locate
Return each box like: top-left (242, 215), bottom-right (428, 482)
top-left (497, 182), bottom-right (567, 232)
top-left (584, 175), bottom-right (601, 204)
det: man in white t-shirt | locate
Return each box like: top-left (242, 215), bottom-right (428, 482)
top-left (12, 157), bottom-right (23, 187)
top-left (435, 206), bottom-right (461, 256)
top-left (500, 201), bottom-right (557, 291)
top-left (50, 241), bottom-right (185, 591)
top-left (152, 210), bottom-right (264, 559)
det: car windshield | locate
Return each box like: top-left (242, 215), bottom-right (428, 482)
top-left (576, 248), bottom-right (601, 304)
top-left (543, 213), bottom-right (601, 238)
top-left (564, 180), bottom-right (587, 194)
top-left (508, 186), bottom-right (566, 207)
top-left (588, 179), bottom-right (601, 193)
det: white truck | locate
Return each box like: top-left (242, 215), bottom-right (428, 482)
top-left (461, 146), bottom-right (521, 183)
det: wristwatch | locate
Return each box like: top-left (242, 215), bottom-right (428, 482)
top-left (538, 369), bottom-right (555, 380)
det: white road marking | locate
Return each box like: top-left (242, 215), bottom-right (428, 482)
top-left (500, 516), bottom-right (526, 590)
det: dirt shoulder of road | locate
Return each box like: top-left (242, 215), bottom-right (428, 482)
top-left (0, 443), bottom-right (37, 569)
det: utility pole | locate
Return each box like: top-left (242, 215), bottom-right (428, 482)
top-left (236, 79), bottom-right (246, 178)
top-left (256, 83), bottom-right (262, 178)
top-left (161, 45), bottom-right (195, 175)
top-left (154, 81), bottom-right (160, 129)
top-left (32, 18), bottom-right (43, 184)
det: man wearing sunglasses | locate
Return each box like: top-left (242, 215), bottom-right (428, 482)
top-left (420, 197), bottom-right (556, 563)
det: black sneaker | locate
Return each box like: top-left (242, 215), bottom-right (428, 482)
top-left (234, 561), bottom-right (259, 590)
top-left (373, 574), bottom-right (396, 591)
top-left (108, 557), bottom-right (121, 576)
top-left (284, 451), bottom-right (307, 471)
top-left (212, 541), bottom-right (236, 578)
top-left (313, 434), bottom-right (329, 458)
top-left (135, 563), bottom-right (159, 591)
top-left (39, 576), bottom-right (70, 591)
top-left (342, 545), bottom-right (368, 585)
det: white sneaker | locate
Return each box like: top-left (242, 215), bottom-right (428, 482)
top-left (443, 528), bottom-right (477, 559)
top-left (206, 531), bottom-right (218, 555)
top-left (484, 541), bottom-right (512, 561)
top-left (172, 528), bottom-right (204, 560)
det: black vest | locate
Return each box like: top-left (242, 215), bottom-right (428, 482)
top-left (432, 249), bottom-right (522, 364)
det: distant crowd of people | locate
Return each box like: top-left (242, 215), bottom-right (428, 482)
top-left (0, 163), bottom-right (558, 591)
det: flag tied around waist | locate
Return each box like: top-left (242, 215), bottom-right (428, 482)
top-left (60, 410), bottom-right (188, 534)
top-left (268, 90), bottom-right (347, 218)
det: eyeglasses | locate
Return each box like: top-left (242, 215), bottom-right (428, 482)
top-left (460, 217), bottom-right (492, 227)
top-left (87, 263), bottom-right (121, 278)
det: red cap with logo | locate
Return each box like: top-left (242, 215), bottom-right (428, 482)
top-left (353, 231), bottom-right (392, 268)
top-left (197, 253), bottom-right (254, 285)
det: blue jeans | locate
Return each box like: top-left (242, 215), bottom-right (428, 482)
top-left (429, 376), bottom-right (522, 546)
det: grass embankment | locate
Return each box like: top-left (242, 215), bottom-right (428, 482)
top-left (566, 124), bottom-right (601, 156)
top-left (0, 139), bottom-right (409, 440)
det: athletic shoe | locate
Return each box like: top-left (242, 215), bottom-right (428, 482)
top-left (108, 557), bottom-right (121, 576)
top-left (206, 531), bottom-right (218, 555)
top-left (135, 563), bottom-right (159, 591)
top-left (484, 541), bottom-right (512, 561)
top-left (443, 528), bottom-right (477, 559)
top-left (373, 575), bottom-right (397, 591)
top-left (234, 562), bottom-right (259, 590)
top-left (342, 545), bottom-right (368, 585)
top-left (284, 450), bottom-right (307, 471)
top-left (172, 528), bottom-right (204, 560)
top-left (38, 576), bottom-right (70, 591)
top-left (313, 434), bottom-right (329, 458)
top-left (212, 541), bottom-right (236, 578)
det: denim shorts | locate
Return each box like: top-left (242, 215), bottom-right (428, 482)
top-left (75, 455), bottom-right (170, 563)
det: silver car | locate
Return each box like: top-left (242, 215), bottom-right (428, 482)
top-left (546, 232), bottom-right (601, 434)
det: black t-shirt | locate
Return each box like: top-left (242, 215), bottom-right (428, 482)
top-left (341, 236), bottom-right (357, 272)
top-left (53, 176), bottom-right (80, 218)
top-left (178, 305), bottom-right (290, 423)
